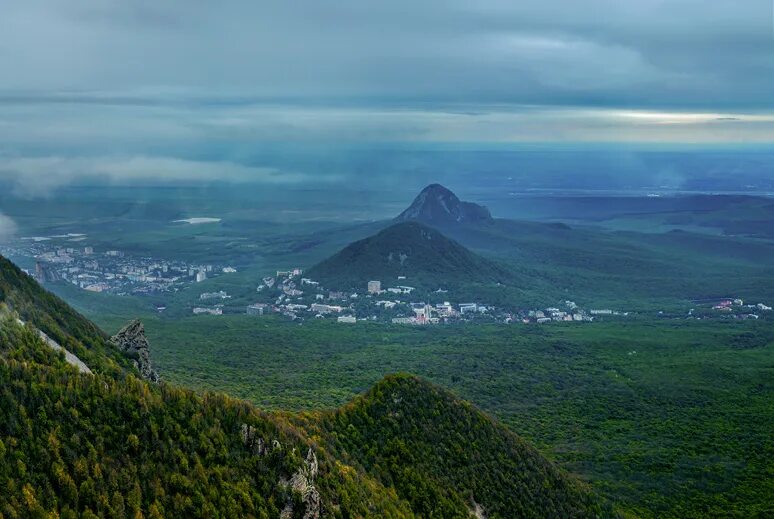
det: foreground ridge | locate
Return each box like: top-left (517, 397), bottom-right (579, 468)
top-left (0, 253), bottom-right (614, 517)
top-left (299, 373), bottom-right (616, 518)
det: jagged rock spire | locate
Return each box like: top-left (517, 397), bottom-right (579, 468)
top-left (111, 319), bottom-right (160, 382)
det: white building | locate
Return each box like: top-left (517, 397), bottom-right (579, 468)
top-left (247, 303), bottom-right (267, 315)
top-left (387, 286), bottom-right (415, 295)
top-left (200, 291), bottom-right (230, 300)
top-left (435, 302), bottom-right (454, 317)
top-left (311, 303), bottom-right (344, 314)
top-left (193, 307), bottom-right (222, 315)
top-left (411, 303), bottom-right (432, 323)
top-left (337, 315), bottom-right (357, 323)
top-left (459, 303), bottom-right (478, 314)
top-left (367, 280), bottom-right (381, 294)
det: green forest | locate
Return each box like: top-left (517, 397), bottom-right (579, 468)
top-left (126, 315), bottom-right (774, 518)
top-left (0, 255), bottom-right (614, 518)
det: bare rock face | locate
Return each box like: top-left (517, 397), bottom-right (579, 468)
top-left (396, 184), bottom-right (492, 226)
top-left (280, 448), bottom-right (321, 519)
top-left (240, 424), bottom-right (267, 455)
top-left (471, 501), bottom-right (487, 519)
top-left (110, 320), bottom-right (160, 382)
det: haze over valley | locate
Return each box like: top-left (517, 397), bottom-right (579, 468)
top-left (1, 1), bottom-right (773, 517)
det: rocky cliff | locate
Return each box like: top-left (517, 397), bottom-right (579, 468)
top-left (110, 319), bottom-right (160, 382)
top-left (396, 184), bottom-right (492, 226)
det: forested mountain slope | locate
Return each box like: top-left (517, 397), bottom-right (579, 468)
top-left (306, 221), bottom-right (514, 291)
top-left (0, 254), bottom-right (614, 518)
top-left (0, 255), bottom-right (128, 375)
top-left (299, 374), bottom-right (613, 519)
top-left (0, 315), bottom-right (412, 518)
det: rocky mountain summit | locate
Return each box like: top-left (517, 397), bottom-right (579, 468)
top-left (396, 184), bottom-right (492, 226)
top-left (110, 319), bottom-right (160, 382)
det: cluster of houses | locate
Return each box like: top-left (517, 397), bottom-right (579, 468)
top-left (239, 272), bottom-right (621, 326)
top-left (516, 301), bottom-right (626, 324)
top-left (4, 238), bottom-right (238, 296)
top-left (244, 272), bottom-right (495, 324)
top-left (390, 302), bottom-right (488, 325)
top-left (710, 298), bottom-right (771, 312)
top-left (681, 298), bottom-right (773, 320)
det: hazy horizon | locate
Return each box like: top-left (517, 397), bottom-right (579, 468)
top-left (3, 1), bottom-right (774, 201)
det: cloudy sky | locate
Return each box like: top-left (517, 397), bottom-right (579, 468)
top-left (2, 0), bottom-right (774, 192)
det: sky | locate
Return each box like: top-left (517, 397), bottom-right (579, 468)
top-left (1, 0), bottom-right (774, 194)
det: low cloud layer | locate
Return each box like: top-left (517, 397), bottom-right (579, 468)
top-left (2, 103), bottom-right (774, 195)
top-left (0, 156), bottom-right (318, 198)
top-left (1, 1), bottom-right (773, 193)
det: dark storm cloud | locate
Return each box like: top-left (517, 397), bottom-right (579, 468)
top-left (3, 0), bottom-right (773, 108)
top-left (2, 1), bottom-right (774, 192)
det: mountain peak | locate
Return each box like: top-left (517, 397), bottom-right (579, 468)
top-left (305, 221), bottom-right (510, 290)
top-left (396, 184), bottom-right (492, 226)
top-left (312, 372), bottom-right (611, 518)
top-left (421, 183), bottom-right (455, 196)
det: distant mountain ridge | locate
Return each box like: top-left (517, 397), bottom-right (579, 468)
top-left (396, 184), bottom-right (492, 226)
top-left (305, 221), bottom-right (512, 290)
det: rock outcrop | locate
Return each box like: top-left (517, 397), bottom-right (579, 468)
top-left (110, 319), bottom-right (160, 382)
top-left (240, 423), bottom-right (267, 455)
top-left (13, 318), bottom-right (92, 375)
top-left (280, 448), bottom-right (321, 519)
top-left (396, 184), bottom-right (492, 226)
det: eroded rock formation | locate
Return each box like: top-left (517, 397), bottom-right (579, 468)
top-left (110, 319), bottom-right (160, 382)
top-left (281, 448), bottom-right (321, 519)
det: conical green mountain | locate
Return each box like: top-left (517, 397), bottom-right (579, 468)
top-left (305, 221), bottom-right (513, 290)
top-left (299, 374), bottom-right (612, 518)
top-left (0, 254), bottom-right (613, 518)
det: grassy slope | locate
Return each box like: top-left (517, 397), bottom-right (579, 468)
top-left (433, 218), bottom-right (774, 308)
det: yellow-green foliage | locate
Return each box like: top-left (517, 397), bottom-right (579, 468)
top-left (0, 256), bottom-right (128, 375)
top-left (0, 255), bottom-right (617, 519)
top-left (300, 374), bottom-right (615, 519)
top-left (0, 320), bottom-right (413, 518)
